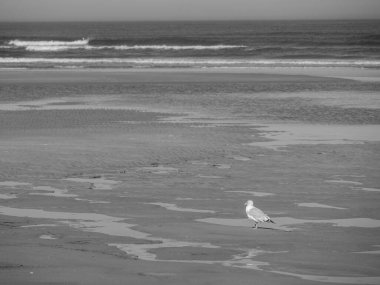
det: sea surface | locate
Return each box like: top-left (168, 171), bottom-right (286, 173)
top-left (0, 20), bottom-right (380, 69)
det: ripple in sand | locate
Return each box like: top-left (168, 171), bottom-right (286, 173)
top-left (30, 186), bottom-right (77, 198)
top-left (297, 203), bottom-right (347, 210)
top-left (0, 193), bottom-right (17, 199)
top-left (65, 177), bottom-right (119, 190)
top-left (0, 181), bottom-right (31, 188)
top-left (146, 202), bottom-right (215, 213)
top-left (225, 191), bottom-right (274, 197)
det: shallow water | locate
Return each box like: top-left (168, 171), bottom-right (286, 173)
top-left (231, 156), bottom-right (251, 161)
top-left (21, 224), bottom-right (57, 228)
top-left (249, 124), bottom-right (380, 150)
top-left (30, 186), bottom-right (77, 198)
top-left (355, 246), bottom-right (380, 255)
top-left (138, 166), bottom-right (179, 174)
top-left (197, 175), bottom-right (223, 179)
top-left (270, 270), bottom-right (380, 285)
top-left (197, 217), bottom-right (380, 229)
top-left (0, 193), bottom-right (17, 199)
top-left (352, 187), bottom-right (380, 192)
top-left (325, 179), bottom-right (363, 185)
top-left (297, 203), bottom-right (347, 210)
top-left (74, 198), bottom-right (111, 204)
top-left (39, 234), bottom-right (56, 240)
top-left (0, 181), bottom-right (31, 188)
top-left (64, 177), bottom-right (120, 190)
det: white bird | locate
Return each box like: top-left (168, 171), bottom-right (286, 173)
top-left (245, 200), bottom-right (274, 229)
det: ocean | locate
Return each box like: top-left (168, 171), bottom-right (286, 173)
top-left (0, 20), bottom-right (380, 69)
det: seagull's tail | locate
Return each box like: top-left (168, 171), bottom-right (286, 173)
top-left (269, 219), bottom-right (275, 224)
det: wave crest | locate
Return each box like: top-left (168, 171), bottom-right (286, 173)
top-left (9, 38), bottom-right (90, 47)
top-left (6, 39), bottom-right (246, 52)
top-left (1, 57), bottom-right (379, 68)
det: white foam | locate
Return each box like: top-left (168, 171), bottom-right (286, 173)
top-left (9, 39), bottom-right (89, 47)
top-left (109, 44), bottom-right (246, 50)
top-left (8, 39), bottom-right (89, 52)
top-left (7, 40), bottom-right (245, 52)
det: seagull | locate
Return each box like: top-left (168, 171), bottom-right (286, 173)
top-left (245, 200), bottom-right (274, 229)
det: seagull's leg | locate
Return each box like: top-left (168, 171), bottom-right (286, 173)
top-left (255, 223), bottom-right (258, 229)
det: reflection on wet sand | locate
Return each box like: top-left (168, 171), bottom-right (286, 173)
top-left (270, 270), bottom-right (380, 285)
top-left (197, 217), bottom-right (380, 229)
top-left (146, 202), bottom-right (216, 213)
top-left (225, 190), bottom-right (274, 197)
top-left (30, 186), bottom-right (77, 198)
top-left (297, 203), bottom-right (347, 210)
top-left (249, 124), bottom-right (380, 150)
top-left (0, 193), bottom-right (17, 199)
top-left (355, 245), bottom-right (380, 255)
top-left (0, 181), bottom-right (31, 188)
top-left (352, 187), bottom-right (380, 192)
top-left (64, 177), bottom-right (120, 190)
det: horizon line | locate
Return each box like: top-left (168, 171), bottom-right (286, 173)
top-left (1, 18), bottom-right (379, 23)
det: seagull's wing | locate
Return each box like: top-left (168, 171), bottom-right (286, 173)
top-left (247, 207), bottom-right (272, 222)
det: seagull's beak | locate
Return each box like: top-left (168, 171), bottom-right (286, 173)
top-left (244, 201), bottom-right (247, 205)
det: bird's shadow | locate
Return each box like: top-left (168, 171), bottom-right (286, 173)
top-left (254, 226), bottom-right (292, 232)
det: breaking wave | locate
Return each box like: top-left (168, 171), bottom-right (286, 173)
top-left (6, 39), bottom-right (246, 52)
top-left (1, 57), bottom-right (379, 68)
top-left (8, 39), bottom-right (90, 51)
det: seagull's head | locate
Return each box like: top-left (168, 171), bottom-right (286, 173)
top-left (244, 200), bottom-right (254, 206)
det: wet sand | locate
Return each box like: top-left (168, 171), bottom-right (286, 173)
top-left (0, 68), bottom-right (379, 284)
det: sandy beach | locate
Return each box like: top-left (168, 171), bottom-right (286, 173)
top-left (0, 67), bottom-right (379, 285)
